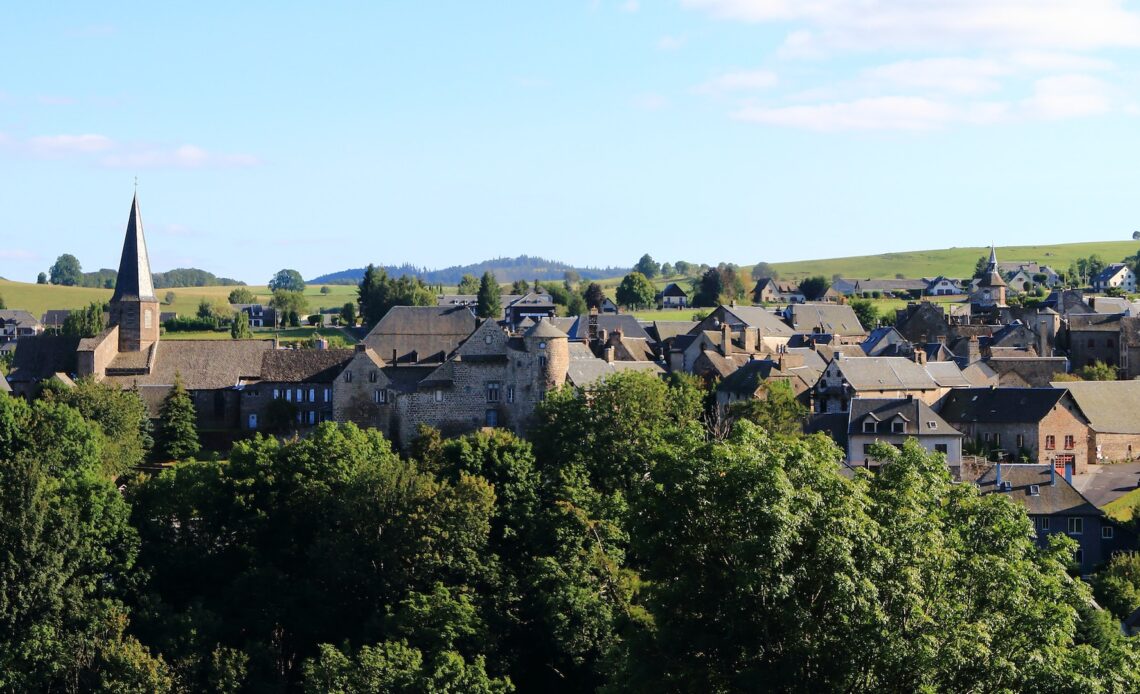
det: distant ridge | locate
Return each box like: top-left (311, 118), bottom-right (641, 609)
top-left (309, 255), bottom-right (629, 285)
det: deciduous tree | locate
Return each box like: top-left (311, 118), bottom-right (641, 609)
top-left (268, 268), bottom-right (306, 292)
top-left (615, 272), bottom-right (655, 309)
top-left (49, 252), bottom-right (83, 286)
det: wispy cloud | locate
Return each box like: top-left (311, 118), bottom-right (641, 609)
top-left (1, 133), bottom-right (261, 169)
top-left (657, 35), bottom-right (686, 51)
top-left (0, 249), bottom-right (39, 261)
top-left (697, 69), bottom-right (779, 94)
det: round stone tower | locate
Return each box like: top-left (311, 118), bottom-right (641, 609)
top-left (524, 318), bottom-right (569, 390)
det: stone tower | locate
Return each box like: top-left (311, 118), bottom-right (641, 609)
top-left (109, 193), bottom-right (160, 352)
top-left (972, 244), bottom-right (1007, 308)
top-left (524, 318), bottom-right (569, 391)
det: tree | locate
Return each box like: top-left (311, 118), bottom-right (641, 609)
top-left (616, 272), bottom-right (656, 309)
top-left (477, 272), bottom-right (502, 319)
top-left (510, 279), bottom-right (529, 295)
top-left (62, 301), bottom-right (107, 338)
top-left (268, 269), bottom-right (306, 293)
top-left (230, 310), bottom-right (252, 339)
top-left (849, 298), bottom-right (878, 330)
top-left (197, 298), bottom-right (214, 320)
top-left (39, 377), bottom-right (153, 478)
top-left (799, 275), bottom-right (830, 301)
top-left (356, 265), bottom-right (436, 329)
top-left (163, 290), bottom-right (176, 305)
top-left (157, 374), bottom-right (199, 461)
top-left (228, 287), bottom-right (256, 304)
top-left (1087, 254), bottom-right (1106, 282)
top-left (36, 271), bottom-right (48, 284)
top-left (49, 253), bottom-right (83, 286)
top-left (562, 269), bottom-right (581, 288)
top-left (1078, 360), bottom-right (1117, 381)
top-left (751, 262), bottom-right (779, 280)
top-left (566, 292), bottom-right (586, 316)
top-left (635, 254), bottom-right (660, 279)
top-left (270, 290), bottom-right (310, 325)
top-left (583, 282), bottom-right (606, 309)
top-left (727, 381), bottom-right (806, 438)
top-left (691, 267), bottom-right (723, 307)
top-left (1093, 552), bottom-right (1140, 619)
top-left (320, 285), bottom-right (330, 295)
top-left (674, 260), bottom-right (691, 277)
top-left (458, 274), bottom-right (481, 295)
top-left (973, 255), bottom-right (989, 279)
top-left (660, 262), bottom-right (674, 278)
top-left (340, 301), bottom-right (357, 327)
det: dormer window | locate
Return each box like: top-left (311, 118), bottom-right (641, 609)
top-left (863, 421), bottom-right (876, 433)
top-left (892, 421), bottom-right (904, 434)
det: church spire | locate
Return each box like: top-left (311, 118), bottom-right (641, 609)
top-left (111, 192), bottom-right (157, 302)
top-left (988, 244), bottom-right (998, 270)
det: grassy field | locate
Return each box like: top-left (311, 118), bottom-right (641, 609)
top-left (1103, 487), bottom-right (1140, 523)
top-left (163, 326), bottom-right (359, 345)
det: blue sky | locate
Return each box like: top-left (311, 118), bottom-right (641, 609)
top-left (2, 1), bottom-right (1140, 284)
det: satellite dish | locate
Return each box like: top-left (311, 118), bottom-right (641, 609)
top-left (1134, 231), bottom-right (1140, 240)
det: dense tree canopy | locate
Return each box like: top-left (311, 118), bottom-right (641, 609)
top-left (458, 273), bottom-right (481, 295)
top-left (269, 268), bottom-right (306, 292)
top-left (228, 287), bottom-right (257, 304)
top-left (358, 264), bottom-right (437, 328)
top-left (49, 253), bottom-right (83, 286)
top-left (62, 301), bottom-right (108, 338)
top-left (798, 275), bottom-right (830, 301)
top-left (615, 272), bottom-right (656, 309)
top-left (634, 254), bottom-right (660, 279)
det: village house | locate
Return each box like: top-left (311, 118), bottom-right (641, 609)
top-left (845, 397), bottom-right (962, 468)
top-left (751, 278), bottom-right (805, 304)
top-left (1053, 380), bottom-right (1140, 463)
top-left (0, 310), bottom-right (42, 343)
top-left (782, 303), bottom-right (867, 344)
top-left (714, 352), bottom-right (820, 409)
top-left (812, 353), bottom-right (945, 413)
top-left (656, 282), bottom-right (689, 308)
top-left (925, 276), bottom-right (963, 296)
top-left (240, 348), bottom-right (356, 430)
top-left (938, 387), bottom-right (1091, 475)
top-left (976, 464), bottom-right (1131, 574)
top-left (1091, 263), bottom-right (1136, 293)
top-left (233, 303), bottom-right (277, 328)
top-left (504, 292), bottom-right (556, 326)
top-left (1066, 313), bottom-right (1121, 371)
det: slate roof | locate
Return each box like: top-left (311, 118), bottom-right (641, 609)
top-left (363, 306), bottom-right (477, 363)
top-left (717, 358), bottom-right (783, 396)
top-left (862, 327), bottom-right (909, 356)
top-left (110, 193), bottom-right (157, 303)
top-left (923, 361), bottom-right (973, 387)
top-left (785, 303), bottom-right (866, 336)
top-left (1092, 263), bottom-right (1132, 286)
top-left (648, 321), bottom-right (698, 343)
top-left (563, 314), bottom-right (653, 342)
top-left (831, 356), bottom-right (939, 391)
top-left (7, 335), bottom-right (80, 383)
top-left (564, 341), bottom-right (663, 386)
top-left (437, 294), bottom-right (478, 307)
top-left (1121, 317), bottom-right (1140, 348)
top-left (1052, 380), bottom-right (1140, 434)
top-left (259, 348), bottom-right (355, 383)
top-left (525, 318), bottom-right (568, 339)
top-left (41, 309), bottom-right (74, 327)
top-left (101, 340), bottom-right (275, 391)
top-left (847, 398), bottom-right (959, 436)
top-left (786, 347), bottom-right (827, 372)
top-left (0, 310), bottom-right (40, 327)
top-left (660, 282), bottom-right (688, 297)
top-left (717, 306), bottom-right (795, 337)
top-left (938, 387), bottom-right (1069, 424)
top-left (977, 464), bottom-right (1101, 516)
top-left (1068, 313), bottom-right (1121, 332)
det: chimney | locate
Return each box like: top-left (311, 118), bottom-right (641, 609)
top-left (1050, 464), bottom-right (1056, 486)
top-left (966, 336), bottom-right (981, 364)
top-left (392, 348), bottom-right (398, 366)
top-left (913, 348), bottom-right (927, 365)
top-left (721, 324), bottom-right (731, 356)
top-left (598, 328), bottom-right (608, 346)
top-left (355, 343), bottom-right (367, 353)
top-left (608, 328), bottom-right (623, 347)
top-left (744, 326), bottom-right (760, 352)
top-left (604, 346), bottom-right (615, 363)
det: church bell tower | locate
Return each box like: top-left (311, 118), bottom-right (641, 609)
top-left (109, 193), bottom-right (160, 352)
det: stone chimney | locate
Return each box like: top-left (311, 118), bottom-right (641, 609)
top-left (720, 324), bottom-right (731, 356)
top-left (966, 336), bottom-right (981, 363)
top-left (744, 326), bottom-right (760, 352)
top-left (778, 351), bottom-right (804, 370)
top-left (913, 347), bottom-right (927, 365)
top-left (604, 346), bottom-right (615, 363)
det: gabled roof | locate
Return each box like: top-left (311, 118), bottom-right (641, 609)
top-left (785, 303), bottom-right (866, 337)
top-left (41, 309), bottom-right (74, 326)
top-left (938, 387), bottom-right (1070, 424)
top-left (110, 193), bottom-right (157, 303)
top-left (660, 282), bottom-right (688, 297)
top-left (363, 305), bottom-right (478, 363)
top-left (717, 358), bottom-right (783, 395)
top-left (830, 356), bottom-right (939, 391)
top-left (1068, 313), bottom-right (1121, 332)
top-left (717, 305), bottom-right (796, 337)
top-left (648, 321), bottom-right (698, 343)
top-left (1092, 263), bottom-right (1132, 284)
top-left (563, 314), bottom-right (652, 342)
top-left (524, 317), bottom-right (568, 339)
top-left (101, 340), bottom-right (275, 391)
top-left (977, 464), bottom-right (1100, 516)
top-left (0, 310), bottom-right (40, 327)
top-left (848, 398), bottom-right (959, 436)
top-left (7, 335), bottom-right (80, 383)
top-left (923, 361), bottom-right (973, 387)
top-left (259, 348), bottom-right (355, 383)
top-left (1052, 380), bottom-right (1140, 434)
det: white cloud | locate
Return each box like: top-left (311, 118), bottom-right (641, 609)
top-left (732, 96), bottom-right (956, 131)
top-left (683, 0), bottom-right (1140, 52)
top-left (863, 58), bottom-right (1010, 95)
top-left (698, 69), bottom-right (779, 93)
top-left (100, 144), bottom-right (261, 169)
top-left (657, 34), bottom-right (686, 50)
top-left (29, 133), bottom-right (115, 154)
top-left (1023, 74), bottom-right (1113, 119)
top-left (620, 0), bottom-right (639, 12)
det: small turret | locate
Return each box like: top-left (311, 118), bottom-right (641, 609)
top-left (524, 318), bottom-right (569, 390)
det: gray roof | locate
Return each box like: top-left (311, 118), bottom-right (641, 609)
top-left (785, 303), bottom-right (866, 336)
top-left (7, 335), bottom-right (80, 383)
top-left (563, 314), bottom-right (652, 342)
top-left (1092, 263), bottom-right (1131, 285)
top-left (0, 310), bottom-right (41, 328)
top-left (524, 317), bottom-right (568, 339)
top-left (41, 309), bottom-right (74, 326)
top-left (718, 305), bottom-right (795, 337)
top-left (259, 348), bottom-right (355, 383)
top-left (717, 358), bottom-right (783, 395)
top-left (648, 320), bottom-right (698, 343)
top-left (786, 347), bottom-right (828, 371)
top-left (110, 193), bottom-right (157, 303)
top-left (848, 398), bottom-right (959, 437)
top-left (1052, 380), bottom-right (1140, 434)
top-left (101, 339), bottom-right (275, 391)
top-left (660, 282), bottom-right (688, 297)
top-left (1068, 313), bottom-right (1121, 332)
top-left (977, 464), bottom-right (1101, 516)
top-left (923, 361), bottom-right (973, 387)
top-left (565, 341), bottom-right (663, 386)
top-left (939, 387), bottom-right (1070, 424)
top-left (363, 305), bottom-right (477, 363)
top-left (832, 356), bottom-right (939, 391)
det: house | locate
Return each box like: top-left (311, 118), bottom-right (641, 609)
top-left (984, 355), bottom-right (1070, 387)
top-left (505, 292), bottom-right (556, 325)
top-left (1044, 289), bottom-right (1093, 316)
top-left (1066, 313), bottom-right (1121, 370)
top-left (862, 327), bottom-right (912, 357)
top-left (437, 294), bottom-right (478, 308)
top-left (813, 353), bottom-right (943, 413)
top-left (232, 303), bottom-right (278, 328)
top-left (925, 276), bottom-right (962, 296)
top-left (783, 303), bottom-right (867, 343)
top-left (1092, 263), bottom-right (1136, 293)
top-left (846, 397), bottom-right (962, 468)
top-left (976, 464), bottom-right (1132, 574)
top-left (40, 309), bottom-right (74, 334)
top-left (599, 297), bottom-right (619, 314)
top-left (656, 283), bottom-right (689, 308)
top-left (240, 348), bottom-right (357, 430)
top-left (834, 278), bottom-right (928, 298)
top-left (1052, 380), bottom-right (1140, 462)
top-left (894, 302), bottom-right (951, 344)
top-left (938, 388), bottom-right (1091, 474)
top-left (0, 310), bottom-right (43, 343)
top-left (362, 305), bottom-right (478, 365)
top-left (997, 261), bottom-right (1061, 289)
top-left (752, 278), bottom-right (804, 304)
top-left (714, 353), bottom-right (819, 409)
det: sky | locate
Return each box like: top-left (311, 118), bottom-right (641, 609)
top-left (2, 1), bottom-right (1140, 284)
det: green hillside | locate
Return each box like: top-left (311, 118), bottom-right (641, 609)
top-left (765, 240), bottom-right (1138, 281)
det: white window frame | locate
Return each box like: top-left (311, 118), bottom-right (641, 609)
top-left (1102, 526), bottom-right (1114, 539)
top-left (1067, 517), bottom-right (1083, 535)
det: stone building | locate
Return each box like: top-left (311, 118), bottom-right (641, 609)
top-left (1066, 313), bottom-right (1121, 370)
top-left (1053, 380), bottom-right (1140, 462)
top-left (970, 246), bottom-right (1008, 308)
top-left (846, 397), bottom-right (962, 468)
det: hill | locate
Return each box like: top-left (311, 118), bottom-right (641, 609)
top-left (310, 255), bottom-right (628, 285)
top-left (764, 240), bottom-right (1139, 281)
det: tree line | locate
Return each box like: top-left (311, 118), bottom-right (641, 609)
top-left (2, 372), bottom-right (1139, 691)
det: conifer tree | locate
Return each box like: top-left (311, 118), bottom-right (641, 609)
top-left (158, 374), bottom-right (199, 460)
top-left (230, 310), bottom-right (252, 339)
top-left (476, 272), bottom-right (501, 319)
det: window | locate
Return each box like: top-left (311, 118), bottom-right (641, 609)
top-left (506, 385), bottom-right (515, 403)
top-left (435, 389), bottom-right (443, 402)
top-left (926, 421), bottom-right (937, 429)
top-left (1016, 434), bottom-right (1024, 448)
top-left (539, 355), bottom-right (547, 368)
top-left (1045, 435), bottom-right (1055, 450)
top-left (369, 371), bottom-right (378, 383)
top-left (486, 382), bottom-right (501, 403)
top-left (1067, 517), bottom-right (1083, 535)
top-left (372, 389), bottom-right (386, 404)
top-left (1075, 549), bottom-right (1084, 565)
top-left (345, 371), bottom-right (353, 383)
top-left (307, 411), bottom-right (316, 425)
top-left (323, 388), bottom-right (331, 402)
top-left (485, 334), bottom-right (493, 344)
top-left (863, 421), bottom-right (876, 433)
top-left (993, 433), bottom-right (1000, 448)
top-left (248, 413), bottom-right (258, 429)
top-left (273, 388), bottom-right (280, 400)
top-left (1037, 516), bottom-right (1050, 532)
top-left (485, 409), bottom-right (498, 427)
top-left (285, 389), bottom-right (292, 402)
top-left (1064, 435), bottom-right (1075, 450)
top-left (296, 389), bottom-right (303, 402)
top-left (308, 388), bottom-right (316, 403)
top-left (935, 444), bottom-right (948, 455)
top-left (1102, 526), bottom-right (1115, 539)
top-left (984, 433), bottom-right (991, 443)
top-left (1028, 484), bottom-right (1040, 496)
top-left (892, 421), bottom-right (904, 434)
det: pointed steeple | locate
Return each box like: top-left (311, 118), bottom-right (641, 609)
top-left (111, 193), bottom-right (157, 302)
top-left (988, 244), bottom-right (998, 270)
